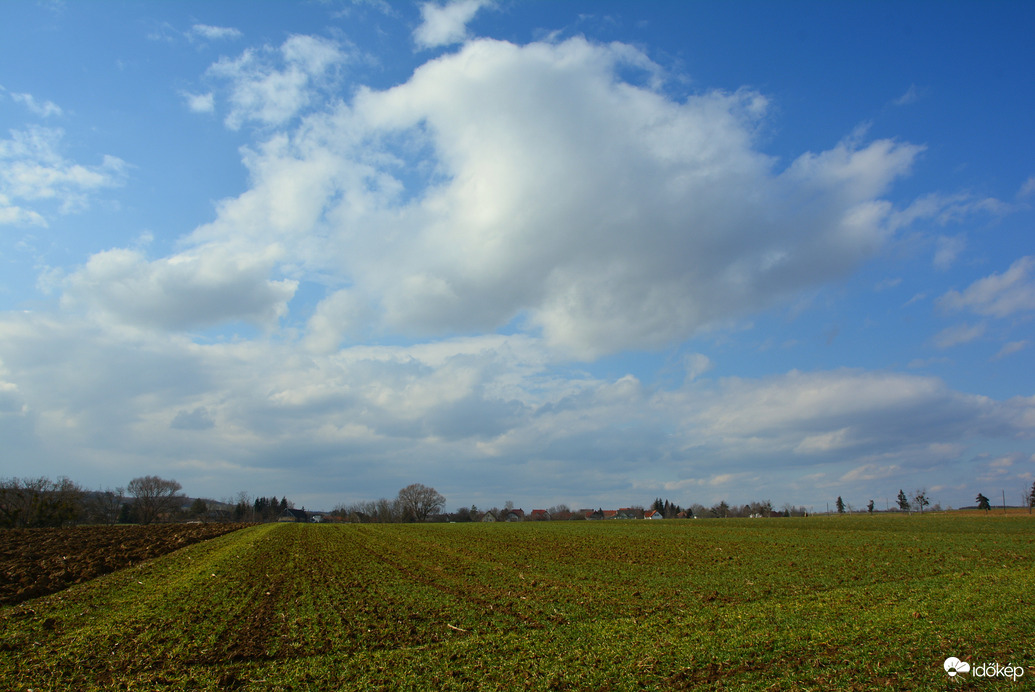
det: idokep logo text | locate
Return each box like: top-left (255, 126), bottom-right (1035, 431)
top-left (944, 657), bottom-right (1026, 682)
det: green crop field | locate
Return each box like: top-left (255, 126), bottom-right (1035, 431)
top-left (2, 516), bottom-right (1033, 690)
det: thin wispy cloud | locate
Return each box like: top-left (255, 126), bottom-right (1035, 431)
top-left (190, 24), bottom-right (243, 41)
top-left (0, 126), bottom-right (126, 225)
top-left (993, 340), bottom-right (1029, 360)
top-left (932, 322), bottom-right (985, 349)
top-left (3, 88), bottom-right (64, 118)
top-left (892, 84), bottom-right (922, 106)
top-left (939, 256), bottom-right (1035, 318)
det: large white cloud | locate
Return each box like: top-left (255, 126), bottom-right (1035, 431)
top-left (185, 36), bottom-right (923, 358)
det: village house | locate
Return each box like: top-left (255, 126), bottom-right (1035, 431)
top-left (501, 508), bottom-right (525, 522)
top-left (279, 507), bottom-right (309, 523)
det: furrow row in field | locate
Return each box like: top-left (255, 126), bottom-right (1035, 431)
top-left (348, 525), bottom-right (575, 628)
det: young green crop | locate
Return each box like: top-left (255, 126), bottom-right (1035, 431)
top-left (1, 515), bottom-right (1032, 690)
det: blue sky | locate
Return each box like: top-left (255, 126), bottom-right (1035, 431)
top-left (1, 0), bottom-right (1033, 513)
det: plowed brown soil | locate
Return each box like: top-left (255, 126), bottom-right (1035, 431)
top-left (0, 523), bottom-right (251, 606)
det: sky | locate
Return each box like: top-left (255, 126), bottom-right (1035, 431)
top-left (1, 0), bottom-right (1033, 514)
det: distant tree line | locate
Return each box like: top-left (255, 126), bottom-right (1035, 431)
top-left (0, 475), bottom-right (302, 528)
top-left (695, 500), bottom-right (810, 519)
top-left (6, 474), bottom-right (1034, 530)
top-left (0, 476), bottom-right (163, 527)
top-left (0, 477), bottom-right (85, 528)
top-left (337, 497), bottom-right (812, 523)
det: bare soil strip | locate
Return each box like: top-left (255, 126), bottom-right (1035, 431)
top-left (0, 523), bottom-right (252, 606)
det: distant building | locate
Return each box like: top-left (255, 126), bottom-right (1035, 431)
top-left (279, 507), bottom-right (308, 523)
top-left (502, 508), bottom-right (525, 522)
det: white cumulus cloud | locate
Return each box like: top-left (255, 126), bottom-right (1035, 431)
top-left (188, 36), bottom-right (922, 359)
top-left (688, 369), bottom-right (1018, 462)
top-left (208, 34), bottom-right (347, 130)
top-left (61, 245), bottom-right (297, 331)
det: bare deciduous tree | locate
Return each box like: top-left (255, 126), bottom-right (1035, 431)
top-left (127, 475), bottom-right (183, 524)
top-left (912, 489), bottom-right (929, 514)
top-left (92, 486), bottom-right (125, 524)
top-left (375, 497), bottom-right (401, 523)
top-left (397, 483), bottom-right (445, 523)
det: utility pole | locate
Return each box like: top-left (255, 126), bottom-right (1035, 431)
top-left (1003, 489), bottom-right (1008, 514)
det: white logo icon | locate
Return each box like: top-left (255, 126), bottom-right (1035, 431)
top-left (944, 657), bottom-right (971, 677)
